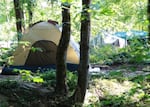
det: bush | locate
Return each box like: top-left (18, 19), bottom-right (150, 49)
top-left (40, 70), bottom-right (77, 91)
top-left (90, 45), bottom-right (118, 64)
top-left (90, 38), bottom-right (150, 65)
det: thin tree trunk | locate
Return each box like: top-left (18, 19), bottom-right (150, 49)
top-left (13, 0), bottom-right (24, 40)
top-left (148, 0), bottom-right (150, 42)
top-left (55, 3), bottom-right (71, 94)
top-left (28, 0), bottom-right (33, 27)
top-left (72, 0), bottom-right (91, 105)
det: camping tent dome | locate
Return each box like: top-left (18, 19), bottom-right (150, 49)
top-left (2, 21), bottom-right (79, 74)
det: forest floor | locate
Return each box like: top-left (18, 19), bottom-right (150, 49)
top-left (0, 63), bottom-right (150, 107)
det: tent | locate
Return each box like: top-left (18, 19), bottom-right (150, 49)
top-left (2, 20), bottom-right (79, 74)
top-left (90, 32), bottom-right (126, 48)
top-left (90, 30), bottom-right (148, 48)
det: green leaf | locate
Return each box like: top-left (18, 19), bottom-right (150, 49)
top-left (100, 8), bottom-right (115, 15)
top-left (61, 0), bottom-right (73, 3)
top-left (33, 77), bottom-right (44, 83)
top-left (31, 47), bottom-right (43, 52)
top-left (19, 41), bottom-right (31, 46)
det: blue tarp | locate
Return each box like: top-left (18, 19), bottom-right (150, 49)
top-left (114, 30), bottom-right (148, 39)
top-left (1, 63), bottom-right (79, 75)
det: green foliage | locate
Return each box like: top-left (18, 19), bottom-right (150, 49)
top-left (15, 69), bottom-right (44, 83)
top-left (67, 72), bottom-right (77, 91)
top-left (40, 70), bottom-right (56, 87)
top-left (31, 47), bottom-right (43, 52)
top-left (0, 0), bottom-right (147, 42)
top-left (0, 80), bottom-right (19, 106)
top-left (0, 101), bottom-right (9, 107)
top-left (0, 1), bottom-right (148, 106)
top-left (41, 70), bottom-right (56, 80)
top-left (19, 41), bottom-right (31, 47)
top-left (0, 80), bottom-right (18, 89)
top-left (87, 72), bottom-right (150, 107)
top-left (90, 38), bottom-right (150, 65)
top-left (109, 51), bottom-right (131, 64)
top-left (40, 70), bottom-right (77, 91)
top-left (91, 0), bottom-right (147, 37)
top-left (0, 46), bottom-right (16, 66)
top-left (108, 70), bottom-right (123, 77)
top-left (32, 76), bottom-right (44, 83)
top-left (125, 39), bottom-right (150, 63)
top-left (61, 0), bottom-right (73, 3)
top-left (0, 80), bottom-right (40, 106)
top-left (90, 45), bottom-right (118, 64)
top-left (0, 41), bottom-right (33, 66)
top-left (100, 95), bottom-right (126, 107)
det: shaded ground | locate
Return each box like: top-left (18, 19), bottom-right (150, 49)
top-left (0, 64), bottom-right (150, 107)
top-left (91, 63), bottom-right (150, 71)
top-left (90, 63), bottom-right (150, 77)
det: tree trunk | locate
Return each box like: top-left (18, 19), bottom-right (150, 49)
top-left (27, 0), bottom-right (34, 27)
top-left (13, 0), bottom-right (24, 40)
top-left (55, 3), bottom-right (71, 94)
top-left (72, 0), bottom-right (91, 105)
top-left (148, 0), bottom-right (150, 42)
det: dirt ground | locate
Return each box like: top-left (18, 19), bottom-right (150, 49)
top-left (0, 64), bottom-right (150, 107)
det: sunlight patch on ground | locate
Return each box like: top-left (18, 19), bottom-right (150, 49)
top-left (84, 79), bottom-right (135, 106)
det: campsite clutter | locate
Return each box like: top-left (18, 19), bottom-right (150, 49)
top-left (90, 30), bottom-right (148, 48)
top-left (1, 20), bottom-right (80, 74)
top-left (1, 20), bottom-right (148, 75)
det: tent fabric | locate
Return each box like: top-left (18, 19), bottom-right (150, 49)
top-left (13, 21), bottom-right (79, 65)
top-left (90, 34), bottom-right (127, 48)
top-left (2, 21), bottom-right (79, 74)
top-left (25, 40), bottom-right (57, 66)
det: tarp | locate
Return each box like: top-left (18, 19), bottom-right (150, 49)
top-left (114, 30), bottom-right (148, 40)
top-left (90, 30), bottom-right (148, 48)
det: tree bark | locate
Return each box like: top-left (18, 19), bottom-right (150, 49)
top-left (13, 0), bottom-right (24, 40)
top-left (72, 0), bottom-right (91, 105)
top-left (55, 3), bottom-right (71, 94)
top-left (148, 0), bottom-right (150, 42)
top-left (27, 0), bottom-right (34, 27)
